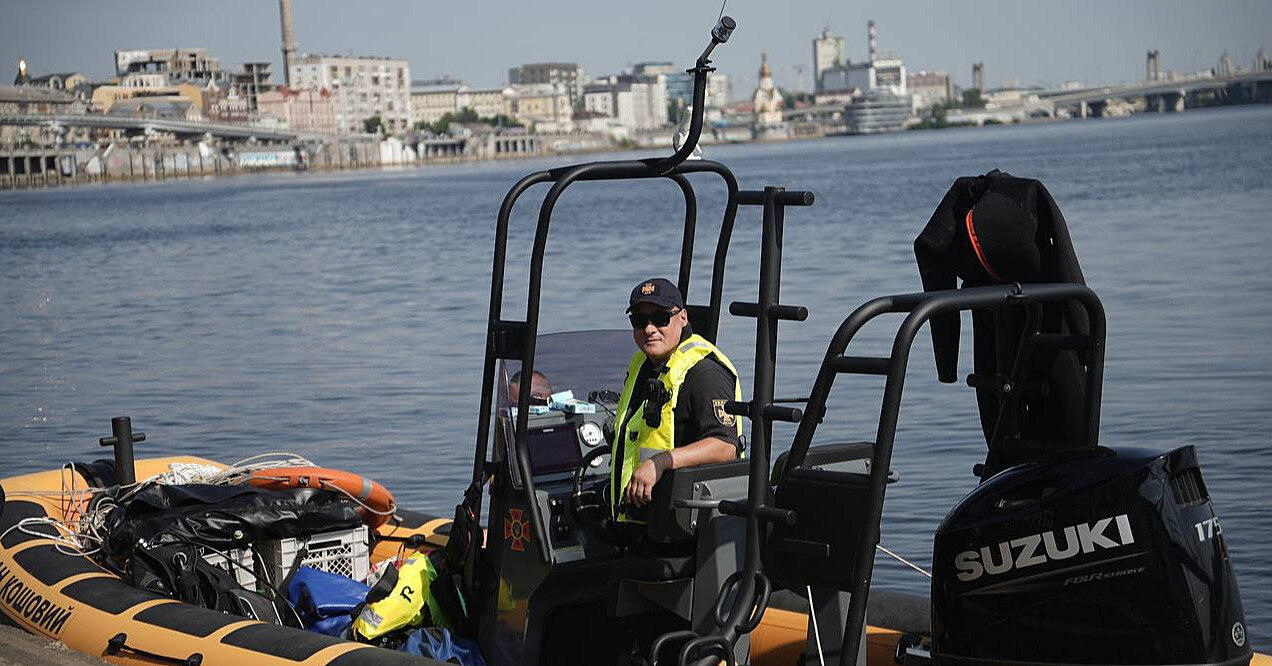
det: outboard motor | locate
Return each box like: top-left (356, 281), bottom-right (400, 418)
top-left (931, 445), bottom-right (1251, 665)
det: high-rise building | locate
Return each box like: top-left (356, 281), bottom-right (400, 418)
top-left (812, 27), bottom-right (846, 94)
top-left (288, 55), bottom-right (411, 134)
top-left (508, 63), bottom-right (584, 109)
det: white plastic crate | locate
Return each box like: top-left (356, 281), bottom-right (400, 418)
top-left (201, 546), bottom-right (258, 589)
top-left (259, 525), bottom-right (369, 584)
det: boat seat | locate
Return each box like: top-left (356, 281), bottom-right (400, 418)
top-left (646, 458), bottom-right (751, 543)
top-left (764, 441), bottom-right (893, 593)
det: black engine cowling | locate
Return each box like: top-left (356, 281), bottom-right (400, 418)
top-left (931, 445), bottom-right (1251, 665)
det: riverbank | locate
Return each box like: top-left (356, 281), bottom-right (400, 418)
top-left (0, 626), bottom-right (104, 665)
top-left (0, 121), bottom-right (840, 191)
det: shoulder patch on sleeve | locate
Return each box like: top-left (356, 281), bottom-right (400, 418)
top-left (712, 399), bottom-right (736, 427)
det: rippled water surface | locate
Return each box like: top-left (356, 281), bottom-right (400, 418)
top-left (4, 105), bottom-right (1271, 644)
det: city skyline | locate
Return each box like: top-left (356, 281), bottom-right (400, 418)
top-left (3, 0), bottom-right (1270, 94)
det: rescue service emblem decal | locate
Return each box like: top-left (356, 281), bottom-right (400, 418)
top-left (504, 508), bottom-right (531, 552)
top-left (641, 282), bottom-right (656, 295)
top-left (712, 399), bottom-right (735, 427)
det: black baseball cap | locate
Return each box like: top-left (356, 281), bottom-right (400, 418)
top-left (626, 278), bottom-right (684, 313)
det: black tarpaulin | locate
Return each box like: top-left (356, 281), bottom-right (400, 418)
top-left (100, 483), bottom-right (364, 557)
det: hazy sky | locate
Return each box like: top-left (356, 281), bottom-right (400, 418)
top-left (3, 1), bottom-right (1269, 95)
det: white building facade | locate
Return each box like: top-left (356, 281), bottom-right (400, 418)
top-left (508, 63), bottom-right (584, 109)
top-left (288, 55), bottom-right (412, 134)
top-left (584, 76), bottom-right (668, 132)
top-left (506, 84), bottom-right (572, 132)
top-left (906, 70), bottom-right (952, 111)
top-left (410, 82), bottom-right (464, 125)
top-left (812, 28), bottom-right (847, 93)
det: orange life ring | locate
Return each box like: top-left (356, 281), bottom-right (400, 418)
top-left (247, 466), bottom-right (396, 529)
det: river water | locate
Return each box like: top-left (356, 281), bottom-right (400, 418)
top-left (3, 105), bottom-right (1270, 644)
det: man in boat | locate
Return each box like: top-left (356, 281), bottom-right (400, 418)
top-left (612, 278), bottom-right (743, 522)
top-left (508, 369), bottom-right (552, 403)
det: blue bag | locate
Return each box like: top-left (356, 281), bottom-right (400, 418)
top-left (399, 626), bottom-right (486, 665)
top-left (287, 566), bottom-right (370, 636)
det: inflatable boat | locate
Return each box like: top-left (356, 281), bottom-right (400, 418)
top-left (0, 456), bottom-right (912, 665)
top-left (3, 14), bottom-right (1266, 666)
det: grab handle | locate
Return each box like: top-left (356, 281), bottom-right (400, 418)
top-left (106, 633), bottom-right (203, 666)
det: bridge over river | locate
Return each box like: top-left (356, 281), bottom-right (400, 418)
top-left (1039, 70), bottom-right (1272, 116)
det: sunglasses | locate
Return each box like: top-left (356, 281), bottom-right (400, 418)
top-left (629, 309), bottom-right (680, 329)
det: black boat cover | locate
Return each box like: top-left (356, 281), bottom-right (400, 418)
top-left (914, 170), bottom-right (1090, 453)
top-left (99, 483), bottom-right (365, 557)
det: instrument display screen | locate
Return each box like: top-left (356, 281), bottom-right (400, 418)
top-left (526, 424), bottom-right (582, 475)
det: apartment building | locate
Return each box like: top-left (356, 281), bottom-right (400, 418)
top-left (288, 55), bottom-right (411, 134)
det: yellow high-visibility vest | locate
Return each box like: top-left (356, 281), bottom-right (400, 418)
top-left (611, 334), bottom-right (741, 523)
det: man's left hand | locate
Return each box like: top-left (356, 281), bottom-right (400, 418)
top-left (625, 458), bottom-right (662, 507)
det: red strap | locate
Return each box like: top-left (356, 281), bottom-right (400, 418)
top-left (966, 208), bottom-right (1004, 282)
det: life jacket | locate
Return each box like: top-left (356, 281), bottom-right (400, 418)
top-left (611, 334), bottom-right (742, 523)
top-left (353, 552), bottom-right (450, 645)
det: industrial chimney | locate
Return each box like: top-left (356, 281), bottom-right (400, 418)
top-left (867, 20), bottom-right (877, 63)
top-left (279, 0), bottom-right (298, 86)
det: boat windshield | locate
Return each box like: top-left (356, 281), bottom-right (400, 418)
top-left (496, 330), bottom-right (634, 408)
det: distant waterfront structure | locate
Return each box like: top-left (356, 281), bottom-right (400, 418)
top-left (812, 27), bottom-right (846, 94)
top-left (907, 70), bottom-right (952, 111)
top-left (18, 68), bottom-right (91, 99)
top-left (115, 49), bottom-right (223, 87)
top-left (459, 86), bottom-right (511, 121)
top-left (631, 62), bottom-right (677, 77)
top-left (583, 74), bottom-right (668, 131)
top-left (279, 0), bottom-right (298, 86)
top-left (751, 52), bottom-right (787, 139)
top-left (845, 91), bottom-right (910, 134)
top-left (257, 86), bottom-right (336, 133)
top-left (409, 79), bottom-right (514, 128)
top-left (972, 62), bottom-right (985, 91)
top-left (288, 54), bottom-right (411, 134)
top-left (871, 57), bottom-right (906, 94)
top-left (505, 84), bottom-right (573, 132)
top-left (868, 20), bottom-right (878, 63)
top-left (1146, 50), bottom-right (1160, 82)
top-left (1217, 52), bottom-right (1234, 77)
top-left (662, 70), bottom-right (730, 109)
top-left (1, 84), bottom-right (85, 145)
top-left (13, 59), bottom-right (29, 85)
top-left (231, 63), bottom-right (274, 112)
top-left (410, 79), bottom-right (465, 126)
top-left (508, 63), bottom-right (584, 109)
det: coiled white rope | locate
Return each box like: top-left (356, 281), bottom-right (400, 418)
top-left (1, 452), bottom-right (318, 557)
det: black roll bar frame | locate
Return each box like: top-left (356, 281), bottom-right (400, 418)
top-left (778, 282), bottom-right (1107, 666)
top-left (466, 19), bottom-right (742, 577)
